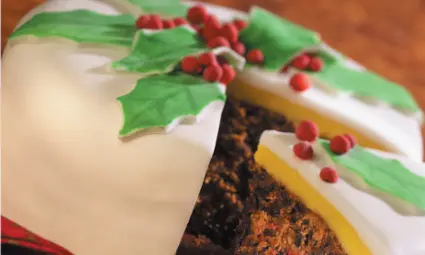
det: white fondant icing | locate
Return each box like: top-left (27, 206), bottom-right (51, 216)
top-left (259, 131), bottom-right (425, 255)
top-left (2, 0), bottom-right (224, 254)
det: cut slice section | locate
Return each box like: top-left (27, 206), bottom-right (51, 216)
top-left (255, 130), bottom-right (425, 255)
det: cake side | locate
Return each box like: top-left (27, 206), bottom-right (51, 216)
top-left (1, 0), bottom-right (226, 254)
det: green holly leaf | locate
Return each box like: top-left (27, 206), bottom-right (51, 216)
top-left (309, 49), bottom-right (420, 112)
top-left (9, 10), bottom-right (137, 47)
top-left (321, 140), bottom-right (425, 210)
top-left (111, 27), bottom-right (206, 75)
top-left (124, 0), bottom-right (188, 17)
top-left (117, 73), bottom-right (226, 136)
top-left (239, 7), bottom-right (321, 71)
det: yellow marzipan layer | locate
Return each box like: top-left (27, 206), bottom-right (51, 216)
top-left (255, 145), bottom-right (372, 255)
top-left (228, 80), bottom-right (388, 152)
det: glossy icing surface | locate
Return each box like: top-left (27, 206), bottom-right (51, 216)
top-left (2, 0), bottom-right (224, 254)
top-left (258, 131), bottom-right (425, 255)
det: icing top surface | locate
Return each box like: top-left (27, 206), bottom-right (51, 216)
top-left (194, 2), bottom-right (423, 161)
top-left (236, 68), bottom-right (423, 161)
top-left (259, 131), bottom-right (425, 255)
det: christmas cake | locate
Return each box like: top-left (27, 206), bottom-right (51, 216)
top-left (2, 0), bottom-right (423, 254)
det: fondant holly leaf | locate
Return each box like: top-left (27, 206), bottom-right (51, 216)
top-left (9, 10), bottom-right (137, 47)
top-left (125, 0), bottom-right (188, 17)
top-left (111, 27), bottom-right (206, 75)
top-left (117, 73), bottom-right (225, 136)
top-left (321, 141), bottom-right (425, 210)
top-left (239, 7), bottom-right (321, 71)
top-left (309, 49), bottom-right (420, 112)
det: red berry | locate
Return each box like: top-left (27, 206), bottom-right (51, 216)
top-left (207, 36), bottom-right (230, 48)
top-left (198, 52), bottom-right (218, 66)
top-left (219, 64), bottom-right (236, 85)
top-left (202, 26), bottom-right (220, 41)
top-left (217, 56), bottom-right (228, 65)
top-left (309, 57), bottom-right (323, 72)
top-left (343, 134), bottom-right (357, 148)
top-left (162, 19), bottom-right (175, 29)
top-left (191, 24), bottom-right (200, 33)
top-left (220, 23), bottom-right (238, 42)
top-left (204, 15), bottom-right (221, 28)
top-left (173, 17), bottom-right (189, 26)
top-left (136, 15), bottom-right (151, 29)
top-left (145, 15), bottom-right (163, 30)
top-left (330, 135), bottom-right (351, 155)
top-left (289, 73), bottom-right (311, 92)
top-left (291, 54), bottom-right (311, 70)
top-left (293, 142), bottom-right (314, 160)
top-left (233, 19), bottom-right (247, 31)
top-left (246, 49), bottom-right (264, 64)
top-left (280, 65), bottom-right (289, 73)
top-left (231, 42), bottom-right (246, 56)
top-left (320, 167), bottom-right (338, 183)
top-left (187, 5), bottom-right (208, 24)
top-left (181, 56), bottom-right (200, 74)
top-left (203, 65), bottom-right (223, 82)
top-left (295, 121), bottom-right (319, 142)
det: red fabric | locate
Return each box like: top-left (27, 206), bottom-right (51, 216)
top-left (1, 216), bottom-right (73, 255)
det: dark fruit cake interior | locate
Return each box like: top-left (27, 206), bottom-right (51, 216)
top-left (176, 98), bottom-right (345, 255)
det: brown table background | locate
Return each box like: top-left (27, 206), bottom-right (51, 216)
top-left (3, 0), bottom-right (425, 157)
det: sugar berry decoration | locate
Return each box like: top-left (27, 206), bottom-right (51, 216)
top-left (289, 73), bottom-right (311, 92)
top-left (145, 15), bottom-right (163, 30)
top-left (219, 64), bottom-right (236, 85)
top-left (136, 15), bottom-right (151, 29)
top-left (343, 134), bottom-right (357, 148)
top-left (291, 54), bottom-right (311, 70)
top-left (207, 36), bottom-right (230, 48)
top-left (203, 65), bottom-right (223, 82)
top-left (330, 135), bottom-right (351, 155)
top-left (233, 19), bottom-right (247, 31)
top-left (246, 49), bottom-right (264, 64)
top-left (202, 26), bottom-right (220, 41)
top-left (280, 65), bottom-right (289, 73)
top-left (295, 121), bottom-right (319, 142)
top-left (162, 20), bottom-right (175, 29)
top-left (220, 24), bottom-right (238, 43)
top-left (309, 57), bottom-right (323, 72)
top-left (293, 142), bottom-right (314, 160)
top-left (191, 24), bottom-right (201, 33)
top-left (198, 52), bottom-right (218, 66)
top-left (187, 5), bottom-right (208, 24)
top-left (173, 17), bottom-right (189, 26)
top-left (231, 42), bottom-right (246, 56)
top-left (181, 56), bottom-right (200, 74)
top-left (217, 56), bottom-right (228, 65)
top-left (320, 167), bottom-right (338, 183)
top-left (204, 15), bottom-right (221, 29)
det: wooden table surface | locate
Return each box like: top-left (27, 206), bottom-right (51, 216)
top-left (3, 0), bottom-right (425, 156)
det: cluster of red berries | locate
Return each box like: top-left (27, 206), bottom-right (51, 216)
top-left (292, 120), bottom-right (357, 183)
top-left (180, 52), bottom-right (236, 84)
top-left (136, 14), bottom-right (189, 30)
top-left (290, 53), bottom-right (323, 72)
top-left (286, 53), bottom-right (324, 93)
top-left (187, 5), bottom-right (265, 65)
